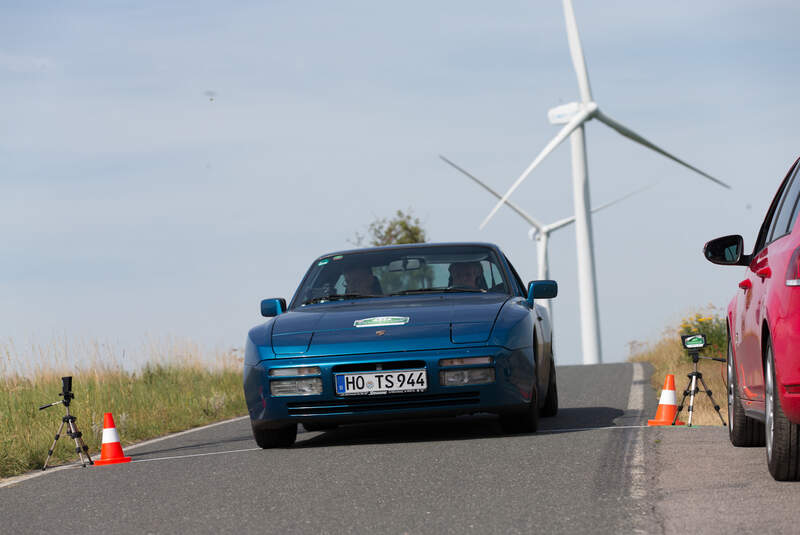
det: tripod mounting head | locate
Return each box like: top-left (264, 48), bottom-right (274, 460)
top-left (39, 376), bottom-right (75, 410)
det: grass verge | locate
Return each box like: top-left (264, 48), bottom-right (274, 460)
top-left (0, 343), bottom-right (246, 479)
top-left (629, 309), bottom-right (729, 427)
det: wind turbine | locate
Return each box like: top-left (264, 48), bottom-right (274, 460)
top-left (440, 154), bottom-right (655, 317)
top-left (479, 0), bottom-right (730, 365)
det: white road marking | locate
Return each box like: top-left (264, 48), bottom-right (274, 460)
top-left (628, 362), bottom-right (645, 413)
top-left (539, 424), bottom-right (649, 434)
top-left (0, 463), bottom-right (80, 489)
top-left (132, 447), bottom-right (261, 463)
top-left (125, 415), bottom-right (249, 451)
top-left (626, 363), bottom-right (647, 501)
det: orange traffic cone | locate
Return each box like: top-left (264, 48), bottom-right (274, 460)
top-left (94, 412), bottom-right (132, 466)
top-left (648, 374), bottom-right (686, 426)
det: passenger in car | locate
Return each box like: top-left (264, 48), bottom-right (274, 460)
top-left (343, 265), bottom-right (383, 295)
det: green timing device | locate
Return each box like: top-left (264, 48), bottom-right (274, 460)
top-left (681, 333), bottom-right (707, 350)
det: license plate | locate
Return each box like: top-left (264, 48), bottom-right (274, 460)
top-left (335, 369), bottom-right (427, 396)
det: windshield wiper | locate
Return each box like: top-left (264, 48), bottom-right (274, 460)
top-left (390, 287), bottom-right (486, 295)
top-left (302, 293), bottom-right (383, 305)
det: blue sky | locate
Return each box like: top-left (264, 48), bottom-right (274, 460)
top-left (2, 1), bottom-right (799, 367)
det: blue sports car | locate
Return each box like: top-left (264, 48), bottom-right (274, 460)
top-left (244, 242), bottom-right (558, 447)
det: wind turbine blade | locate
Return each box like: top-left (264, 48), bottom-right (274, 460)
top-left (480, 106), bottom-right (593, 230)
top-left (589, 181), bottom-right (659, 214)
top-left (543, 181), bottom-right (659, 234)
top-left (563, 0), bottom-right (592, 103)
top-left (543, 215), bottom-right (576, 234)
top-left (594, 110), bottom-right (731, 189)
top-left (439, 155), bottom-right (544, 230)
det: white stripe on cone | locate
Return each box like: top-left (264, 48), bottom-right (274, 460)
top-left (658, 387), bottom-right (677, 406)
top-left (102, 427), bottom-right (121, 444)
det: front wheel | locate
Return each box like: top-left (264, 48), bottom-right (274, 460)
top-left (500, 387), bottom-right (540, 434)
top-left (540, 362), bottom-right (558, 418)
top-left (765, 340), bottom-right (800, 480)
top-left (727, 336), bottom-right (764, 447)
top-left (252, 423), bottom-right (297, 449)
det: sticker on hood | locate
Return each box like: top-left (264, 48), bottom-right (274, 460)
top-left (353, 316), bottom-right (410, 328)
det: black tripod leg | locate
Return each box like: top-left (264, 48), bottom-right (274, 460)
top-left (67, 419), bottom-right (90, 467)
top-left (42, 420), bottom-right (66, 471)
top-left (697, 374), bottom-right (726, 426)
top-left (72, 422), bottom-right (94, 465)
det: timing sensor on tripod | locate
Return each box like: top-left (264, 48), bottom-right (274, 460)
top-left (681, 334), bottom-right (727, 363)
top-left (39, 376), bottom-right (93, 469)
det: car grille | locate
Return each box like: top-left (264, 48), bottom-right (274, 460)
top-left (331, 360), bottom-right (427, 373)
top-left (287, 391), bottom-right (480, 415)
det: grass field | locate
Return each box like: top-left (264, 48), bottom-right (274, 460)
top-left (0, 339), bottom-right (246, 479)
top-left (629, 309), bottom-right (729, 427)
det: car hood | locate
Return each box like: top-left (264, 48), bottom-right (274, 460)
top-left (270, 294), bottom-right (509, 357)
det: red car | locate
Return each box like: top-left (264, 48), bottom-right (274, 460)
top-left (705, 156), bottom-right (800, 480)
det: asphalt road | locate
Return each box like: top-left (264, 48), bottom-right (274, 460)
top-left (3, 363), bottom-right (797, 534)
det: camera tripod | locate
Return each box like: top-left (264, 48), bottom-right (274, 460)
top-left (39, 377), bottom-right (93, 470)
top-left (672, 351), bottom-right (727, 427)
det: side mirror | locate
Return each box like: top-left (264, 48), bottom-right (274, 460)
top-left (527, 280), bottom-right (558, 306)
top-left (261, 298), bottom-right (287, 317)
top-left (703, 235), bottom-right (745, 265)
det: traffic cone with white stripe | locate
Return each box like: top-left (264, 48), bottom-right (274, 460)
top-left (94, 412), bottom-right (132, 465)
top-left (648, 374), bottom-right (685, 426)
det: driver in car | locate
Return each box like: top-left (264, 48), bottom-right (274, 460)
top-left (450, 262), bottom-right (483, 289)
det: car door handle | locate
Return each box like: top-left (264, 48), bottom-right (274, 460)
top-left (757, 267), bottom-right (772, 279)
top-left (739, 279), bottom-right (752, 290)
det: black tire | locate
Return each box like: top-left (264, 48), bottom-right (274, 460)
top-left (727, 336), bottom-right (765, 447)
top-left (302, 422), bottom-right (338, 432)
top-left (540, 361), bottom-right (558, 418)
top-left (765, 340), bottom-right (800, 480)
top-left (500, 387), bottom-right (539, 434)
top-left (252, 423), bottom-right (297, 448)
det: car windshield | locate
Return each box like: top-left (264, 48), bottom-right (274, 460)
top-left (291, 245), bottom-right (510, 307)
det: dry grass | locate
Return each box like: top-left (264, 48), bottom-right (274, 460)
top-left (0, 338), bottom-right (246, 479)
top-left (629, 309), bottom-right (728, 427)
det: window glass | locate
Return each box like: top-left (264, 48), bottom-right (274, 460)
top-left (291, 245), bottom-right (510, 308)
top-left (768, 171), bottom-right (800, 243)
top-left (789, 193), bottom-right (800, 235)
top-left (783, 168), bottom-right (800, 237)
top-left (504, 255), bottom-right (526, 296)
top-left (755, 163), bottom-right (799, 253)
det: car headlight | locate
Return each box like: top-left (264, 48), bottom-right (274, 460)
top-left (439, 356), bottom-right (493, 367)
top-left (269, 366), bottom-right (321, 377)
top-left (440, 368), bottom-right (495, 386)
top-left (270, 378), bottom-right (323, 396)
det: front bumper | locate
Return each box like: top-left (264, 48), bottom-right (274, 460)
top-left (244, 346), bottom-right (534, 429)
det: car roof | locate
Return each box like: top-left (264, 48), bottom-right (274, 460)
top-left (313, 242), bottom-right (504, 261)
